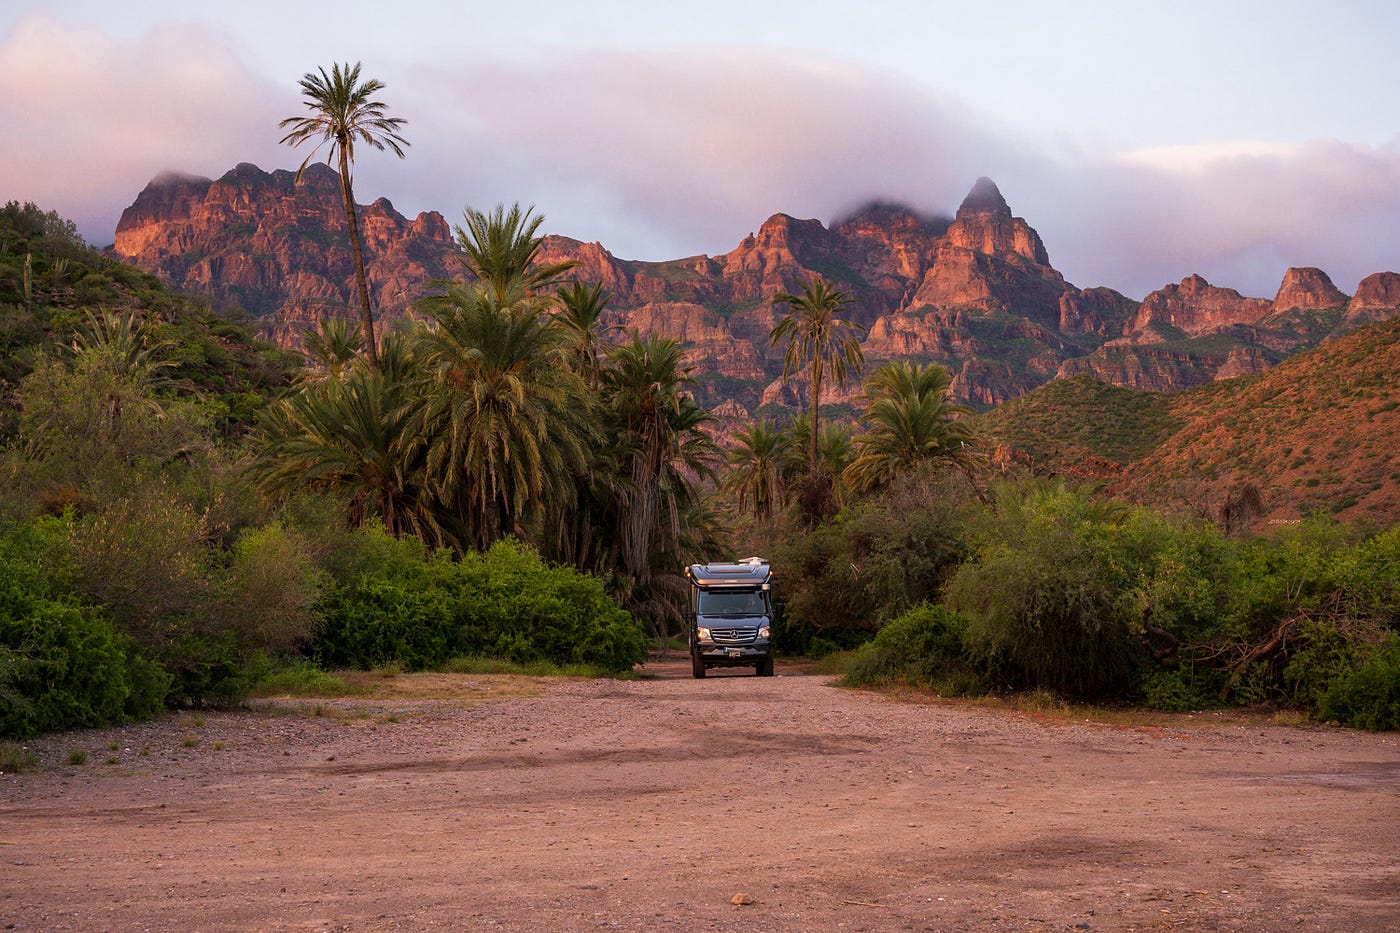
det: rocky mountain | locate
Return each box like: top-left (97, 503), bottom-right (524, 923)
top-left (113, 163), bottom-right (459, 347)
top-left (112, 164), bottom-right (1399, 426)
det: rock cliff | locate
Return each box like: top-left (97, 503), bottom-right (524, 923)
top-left (1346, 271), bottom-right (1400, 324)
top-left (1271, 267), bottom-right (1347, 312)
top-left (113, 163), bottom-right (459, 343)
top-left (1129, 275), bottom-right (1272, 335)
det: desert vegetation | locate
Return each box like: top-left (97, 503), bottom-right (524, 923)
top-left (1, 190), bottom-right (1396, 741)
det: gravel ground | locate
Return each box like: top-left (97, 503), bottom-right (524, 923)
top-left (2, 662), bottom-right (1398, 932)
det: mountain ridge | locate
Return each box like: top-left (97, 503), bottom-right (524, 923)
top-left (110, 164), bottom-right (1399, 421)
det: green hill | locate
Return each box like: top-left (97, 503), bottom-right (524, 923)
top-left (0, 200), bottom-right (295, 442)
top-left (974, 317), bottom-right (1400, 528)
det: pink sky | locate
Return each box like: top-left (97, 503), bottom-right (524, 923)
top-left (2, 4), bottom-right (1398, 300)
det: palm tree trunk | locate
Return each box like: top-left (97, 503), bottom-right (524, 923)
top-left (338, 145), bottom-right (379, 370)
top-left (809, 358), bottom-right (824, 479)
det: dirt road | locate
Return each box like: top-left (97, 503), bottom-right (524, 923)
top-left (3, 662), bottom-right (1398, 932)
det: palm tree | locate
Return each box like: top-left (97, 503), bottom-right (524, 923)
top-left (413, 281), bottom-right (595, 550)
top-left (844, 360), bottom-right (974, 495)
top-left (279, 62), bottom-right (409, 371)
top-left (58, 308), bottom-right (186, 453)
top-left (722, 420), bottom-right (789, 524)
top-left (452, 204), bottom-right (576, 301)
top-left (298, 317), bottom-right (363, 385)
top-left (769, 278), bottom-right (865, 482)
top-left (555, 280), bottom-right (614, 387)
top-left (780, 413), bottom-right (855, 488)
top-left (251, 361), bottom-right (444, 545)
top-left (602, 335), bottom-right (720, 639)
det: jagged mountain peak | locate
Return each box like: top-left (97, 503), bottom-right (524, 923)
top-left (957, 177), bottom-right (1012, 219)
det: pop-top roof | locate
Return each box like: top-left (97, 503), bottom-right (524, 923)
top-left (686, 557), bottom-right (771, 587)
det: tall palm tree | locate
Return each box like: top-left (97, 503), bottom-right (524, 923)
top-left (844, 360), bottom-right (974, 495)
top-left (769, 278), bottom-right (865, 482)
top-left (279, 62), bottom-right (409, 370)
top-left (602, 334), bottom-right (720, 638)
top-left (413, 281), bottom-right (595, 550)
top-left (722, 420), bottom-right (789, 524)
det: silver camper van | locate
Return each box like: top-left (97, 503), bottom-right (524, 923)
top-left (684, 557), bottom-right (775, 677)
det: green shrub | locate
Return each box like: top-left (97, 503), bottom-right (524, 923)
top-left (160, 634), bottom-right (264, 709)
top-left (66, 486), bottom-right (215, 649)
top-left (1139, 666), bottom-right (1224, 712)
top-left (313, 535), bottom-right (645, 674)
top-left (0, 520), bottom-right (171, 737)
top-left (1317, 634), bottom-right (1400, 730)
top-left (0, 597), bottom-right (171, 738)
top-left (945, 481), bottom-right (1151, 699)
top-left (252, 659), bottom-right (353, 697)
top-left (220, 523), bottom-right (326, 654)
top-left (772, 468), bottom-right (972, 648)
top-left (454, 540), bottom-right (647, 671)
top-left (315, 576), bottom-right (455, 670)
top-left (843, 603), bottom-right (977, 694)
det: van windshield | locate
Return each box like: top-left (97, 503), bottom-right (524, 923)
top-left (698, 589), bottom-right (767, 617)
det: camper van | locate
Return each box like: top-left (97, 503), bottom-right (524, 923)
top-left (684, 557), bottom-right (776, 678)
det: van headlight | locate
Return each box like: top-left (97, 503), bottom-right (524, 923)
top-left (696, 627), bottom-right (712, 641)
top-left (758, 624), bottom-right (771, 639)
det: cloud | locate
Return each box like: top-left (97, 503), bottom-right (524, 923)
top-left (1026, 138), bottom-right (1400, 298)
top-left (3, 19), bottom-right (1397, 300)
top-left (0, 13), bottom-right (282, 245)
top-left (396, 48), bottom-right (1400, 298)
top-left (394, 48), bottom-right (1025, 258)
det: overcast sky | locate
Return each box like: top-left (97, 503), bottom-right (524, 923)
top-left (2, 1), bottom-right (1397, 299)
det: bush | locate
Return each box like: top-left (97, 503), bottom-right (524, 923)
top-left (454, 540), bottom-right (647, 672)
top-left (0, 596), bottom-right (170, 738)
top-left (771, 468), bottom-right (972, 649)
top-left (220, 523), bottom-right (326, 654)
top-left (945, 481), bottom-right (1152, 699)
top-left (1317, 634), bottom-right (1400, 730)
top-left (161, 634), bottom-right (262, 709)
top-left (314, 535), bottom-right (646, 674)
top-left (0, 519), bottom-right (171, 737)
top-left (251, 659), bottom-right (353, 698)
top-left (843, 603), bottom-right (978, 694)
top-left (67, 486), bottom-right (214, 649)
top-left (315, 575), bottom-right (455, 670)
top-left (1139, 666), bottom-right (1224, 712)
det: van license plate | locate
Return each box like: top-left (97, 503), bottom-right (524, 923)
top-left (726, 648), bottom-right (742, 658)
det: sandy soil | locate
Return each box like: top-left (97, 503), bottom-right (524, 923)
top-left (2, 661), bottom-right (1398, 932)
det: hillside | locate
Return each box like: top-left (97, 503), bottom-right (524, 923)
top-left (0, 200), bottom-right (295, 442)
top-left (976, 317), bottom-right (1400, 527)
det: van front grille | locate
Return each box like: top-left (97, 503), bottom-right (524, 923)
top-left (710, 628), bottom-right (756, 645)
